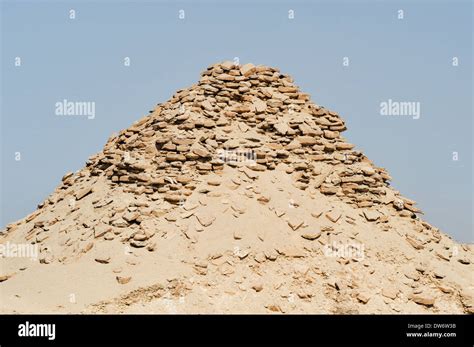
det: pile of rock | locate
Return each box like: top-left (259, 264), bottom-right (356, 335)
top-left (76, 61), bottom-right (418, 217)
top-left (1, 61), bottom-right (427, 260)
top-left (2, 62), bottom-right (472, 315)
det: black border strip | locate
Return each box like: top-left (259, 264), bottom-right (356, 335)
top-left (0, 314), bottom-right (472, 345)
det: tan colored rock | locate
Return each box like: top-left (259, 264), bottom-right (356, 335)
top-left (0, 274), bottom-right (13, 282)
top-left (363, 210), bottom-right (380, 222)
top-left (123, 211), bottom-right (139, 222)
top-left (193, 147), bottom-right (211, 158)
top-left (75, 187), bottom-right (92, 200)
top-left (288, 217), bottom-right (304, 231)
top-left (382, 287), bottom-right (399, 300)
top-left (216, 73), bottom-right (234, 81)
top-left (195, 213), bottom-right (216, 227)
top-left (357, 292), bottom-right (371, 304)
top-left (335, 142), bottom-right (355, 150)
top-left (166, 153), bottom-right (186, 162)
top-left (406, 236), bottom-right (424, 250)
top-left (116, 276), bottom-right (131, 284)
top-left (301, 231), bottom-right (321, 240)
top-left (94, 224), bottom-right (112, 238)
top-left (248, 164), bottom-right (266, 172)
top-left (252, 98), bottom-right (267, 113)
top-left (323, 130), bottom-right (339, 139)
top-left (274, 122), bottom-right (289, 135)
top-left (409, 293), bottom-right (435, 307)
top-left (325, 210), bottom-right (342, 223)
top-left (320, 185), bottom-right (338, 195)
top-left (201, 100), bottom-right (213, 111)
top-left (219, 263), bottom-right (234, 275)
top-left (296, 136), bottom-right (317, 146)
top-left (278, 246), bottom-right (305, 258)
top-left (95, 256), bottom-right (111, 264)
top-left (233, 230), bottom-right (243, 240)
top-left (164, 194), bottom-right (183, 204)
top-left (240, 63), bottom-right (256, 76)
top-left (221, 61), bottom-right (235, 70)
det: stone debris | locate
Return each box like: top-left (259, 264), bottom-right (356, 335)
top-left (325, 210), bottom-right (342, 223)
top-left (356, 292), bottom-right (371, 304)
top-left (311, 208), bottom-right (324, 218)
top-left (219, 263), bottom-right (234, 276)
top-left (278, 246), bottom-right (305, 258)
top-left (406, 236), bottom-right (424, 250)
top-left (301, 231), bottom-right (321, 240)
top-left (0, 61), bottom-right (470, 315)
top-left (195, 213), bottom-right (216, 227)
top-left (381, 287), bottom-right (399, 300)
top-left (288, 217), bottom-right (304, 231)
top-left (56, 60), bottom-right (421, 220)
top-left (233, 230), bottom-right (243, 240)
top-left (75, 187), bottom-right (93, 200)
top-left (94, 256), bottom-right (111, 264)
top-left (0, 274), bottom-right (13, 282)
top-left (409, 293), bottom-right (435, 307)
top-left (116, 276), bottom-right (131, 284)
top-left (363, 210), bottom-right (380, 222)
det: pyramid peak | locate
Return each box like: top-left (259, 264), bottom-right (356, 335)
top-left (53, 61), bottom-right (415, 221)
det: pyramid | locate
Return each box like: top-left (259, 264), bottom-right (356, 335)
top-left (0, 62), bottom-right (472, 314)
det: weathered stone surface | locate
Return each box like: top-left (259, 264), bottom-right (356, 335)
top-left (382, 287), bottom-right (399, 300)
top-left (301, 231), bottom-right (321, 240)
top-left (274, 122), bottom-right (289, 135)
top-left (240, 63), bottom-right (256, 76)
top-left (95, 256), bottom-right (111, 264)
top-left (195, 213), bottom-right (216, 227)
top-left (94, 224), bottom-right (112, 238)
top-left (325, 210), bottom-right (342, 223)
top-left (130, 240), bottom-right (147, 248)
top-left (296, 136), bottom-right (317, 146)
top-left (409, 293), bottom-right (435, 307)
top-left (406, 236), bottom-right (424, 250)
top-left (116, 276), bottom-right (131, 284)
top-left (252, 98), bottom-right (267, 113)
top-left (320, 185), bottom-right (338, 195)
top-left (75, 187), bottom-right (92, 200)
top-left (164, 194), bottom-right (183, 204)
top-left (0, 274), bottom-right (13, 282)
top-left (357, 292), bottom-right (371, 304)
top-left (288, 217), bottom-right (304, 231)
top-left (363, 210), bottom-right (380, 222)
top-left (123, 212), bottom-right (139, 222)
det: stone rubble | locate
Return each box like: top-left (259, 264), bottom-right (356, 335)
top-left (1, 61), bottom-right (472, 315)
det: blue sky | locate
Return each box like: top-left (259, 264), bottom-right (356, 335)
top-left (1, 0), bottom-right (472, 242)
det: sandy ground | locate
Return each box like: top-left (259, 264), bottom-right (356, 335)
top-left (1, 165), bottom-right (472, 314)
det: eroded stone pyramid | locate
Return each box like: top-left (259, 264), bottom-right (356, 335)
top-left (1, 62), bottom-right (472, 314)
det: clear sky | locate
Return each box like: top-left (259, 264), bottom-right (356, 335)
top-left (1, 0), bottom-right (472, 242)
